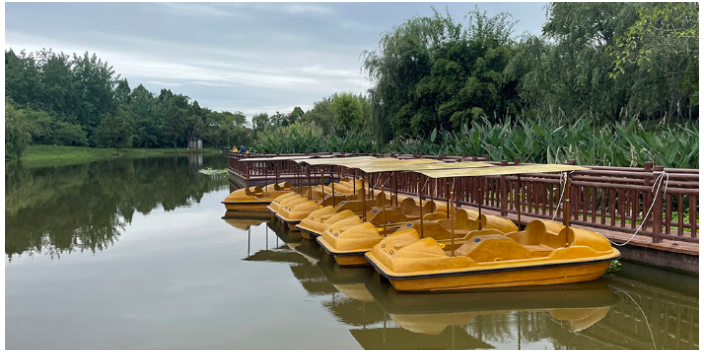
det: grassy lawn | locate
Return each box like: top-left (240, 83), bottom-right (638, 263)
top-left (9, 145), bottom-right (222, 168)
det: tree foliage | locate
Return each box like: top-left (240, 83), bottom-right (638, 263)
top-left (362, 7), bottom-right (520, 142)
top-left (5, 49), bottom-right (251, 154)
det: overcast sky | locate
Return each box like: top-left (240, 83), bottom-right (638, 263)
top-left (6, 2), bottom-right (548, 122)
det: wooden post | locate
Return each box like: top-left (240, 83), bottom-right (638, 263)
top-left (652, 165), bottom-right (664, 243)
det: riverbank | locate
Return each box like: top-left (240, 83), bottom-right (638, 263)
top-left (8, 145), bottom-right (222, 168)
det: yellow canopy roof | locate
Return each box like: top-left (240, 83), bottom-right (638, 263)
top-left (416, 164), bottom-right (587, 179)
top-left (241, 156), bottom-right (313, 162)
top-left (334, 158), bottom-right (441, 169)
top-left (356, 161), bottom-right (494, 173)
top-left (297, 156), bottom-right (378, 165)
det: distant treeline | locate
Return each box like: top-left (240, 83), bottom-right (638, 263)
top-left (5, 50), bottom-right (252, 158)
top-left (6, 2), bottom-right (699, 165)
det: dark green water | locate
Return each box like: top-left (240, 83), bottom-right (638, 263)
top-left (5, 156), bottom-right (699, 349)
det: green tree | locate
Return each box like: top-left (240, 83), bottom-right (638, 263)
top-left (362, 7), bottom-right (520, 140)
top-left (94, 112), bottom-right (133, 153)
top-left (332, 92), bottom-right (367, 134)
top-left (252, 112), bottom-right (269, 133)
top-left (5, 99), bottom-right (32, 158)
top-left (609, 2), bottom-right (699, 118)
top-left (303, 97), bottom-right (335, 134)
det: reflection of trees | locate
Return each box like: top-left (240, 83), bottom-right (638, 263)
top-left (246, 221), bottom-right (698, 350)
top-left (5, 156), bottom-right (228, 260)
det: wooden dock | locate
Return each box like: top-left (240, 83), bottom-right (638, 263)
top-left (228, 152), bottom-right (698, 273)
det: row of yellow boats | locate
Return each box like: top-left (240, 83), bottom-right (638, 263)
top-left (229, 218), bottom-right (620, 343)
top-left (223, 156), bottom-right (620, 292)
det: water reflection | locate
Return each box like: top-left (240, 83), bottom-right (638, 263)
top-left (251, 218), bottom-right (699, 350)
top-left (5, 156), bottom-right (228, 261)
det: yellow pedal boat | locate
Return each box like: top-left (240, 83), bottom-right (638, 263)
top-left (365, 219), bottom-right (620, 291)
top-left (222, 182), bottom-right (293, 211)
top-left (316, 209), bottom-right (517, 266)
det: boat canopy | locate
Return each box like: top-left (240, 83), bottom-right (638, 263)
top-left (240, 156), bottom-right (313, 162)
top-left (333, 158), bottom-right (441, 168)
top-left (356, 161), bottom-right (494, 173)
top-left (296, 156), bottom-right (378, 165)
top-left (416, 164), bottom-right (587, 179)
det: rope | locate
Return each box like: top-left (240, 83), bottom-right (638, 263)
top-left (551, 171), bottom-right (573, 221)
top-left (603, 171), bottom-right (669, 247)
top-left (614, 290), bottom-right (657, 349)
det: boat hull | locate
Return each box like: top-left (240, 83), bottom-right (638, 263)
top-left (223, 201), bottom-right (270, 211)
top-left (366, 253), bottom-right (614, 292)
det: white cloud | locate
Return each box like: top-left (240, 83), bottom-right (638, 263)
top-left (145, 81), bottom-right (183, 87)
top-left (156, 3), bottom-right (239, 18)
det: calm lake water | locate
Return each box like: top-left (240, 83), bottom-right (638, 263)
top-left (5, 155), bottom-right (699, 349)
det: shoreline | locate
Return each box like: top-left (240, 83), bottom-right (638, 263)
top-left (6, 145), bottom-right (223, 168)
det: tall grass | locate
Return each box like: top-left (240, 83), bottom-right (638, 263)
top-left (253, 123), bottom-right (380, 154)
top-left (390, 117), bottom-right (699, 168)
top-left (252, 118), bottom-right (699, 169)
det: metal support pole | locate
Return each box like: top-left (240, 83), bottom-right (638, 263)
top-left (362, 172), bottom-right (367, 222)
top-left (450, 178), bottom-right (455, 256)
top-left (330, 166), bottom-right (336, 207)
top-left (418, 174), bottom-right (424, 238)
top-left (517, 175), bottom-right (522, 228)
top-left (381, 173), bottom-right (387, 234)
top-left (477, 177), bottom-right (483, 230)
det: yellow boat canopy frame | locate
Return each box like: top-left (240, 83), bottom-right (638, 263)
top-left (411, 163), bottom-right (587, 244)
top-left (415, 164), bottom-right (586, 179)
top-left (240, 155), bottom-right (314, 162)
top-left (356, 161), bottom-right (493, 173)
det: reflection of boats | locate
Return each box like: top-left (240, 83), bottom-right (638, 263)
top-left (367, 275), bottom-right (617, 323)
top-left (350, 325), bottom-right (495, 350)
top-left (316, 254), bottom-right (376, 302)
top-left (356, 274), bottom-right (617, 346)
top-left (221, 211), bottom-right (271, 230)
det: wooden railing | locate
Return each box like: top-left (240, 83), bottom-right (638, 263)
top-left (228, 153), bottom-right (698, 243)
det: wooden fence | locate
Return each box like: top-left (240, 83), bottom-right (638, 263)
top-left (229, 153), bottom-right (698, 244)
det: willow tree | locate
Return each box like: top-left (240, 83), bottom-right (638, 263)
top-left (362, 7), bottom-right (520, 142)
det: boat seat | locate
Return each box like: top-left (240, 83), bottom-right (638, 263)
top-left (523, 244), bottom-right (554, 258)
top-left (454, 235), bottom-right (532, 262)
